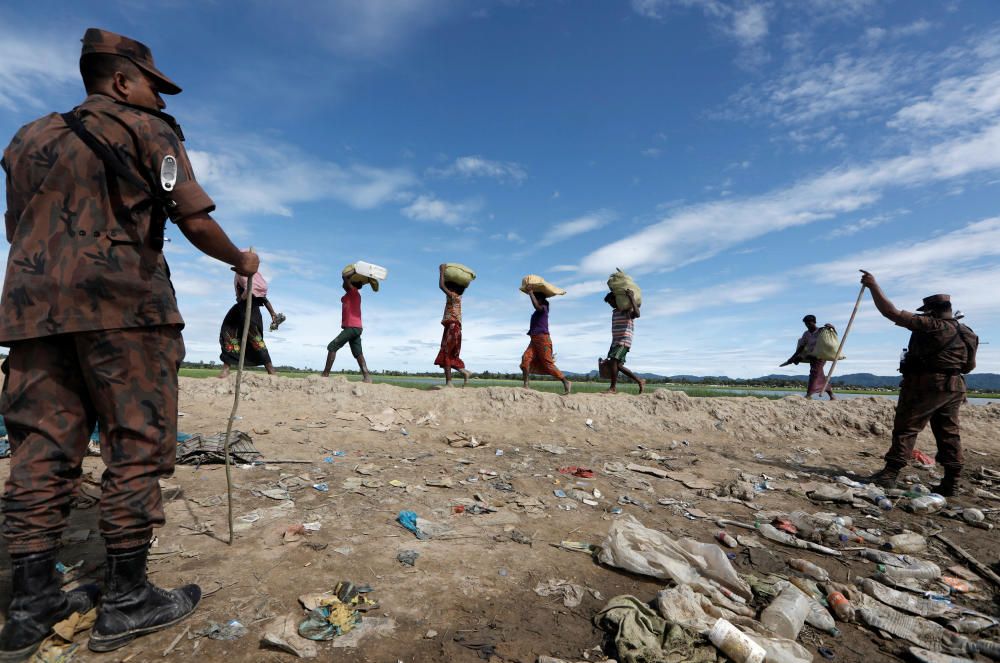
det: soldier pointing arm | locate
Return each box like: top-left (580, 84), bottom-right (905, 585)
top-left (0, 28), bottom-right (256, 659)
top-left (860, 270), bottom-right (978, 496)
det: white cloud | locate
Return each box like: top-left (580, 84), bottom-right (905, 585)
top-left (430, 155), bottom-right (527, 183)
top-left (823, 211), bottom-right (902, 238)
top-left (578, 120), bottom-right (1000, 274)
top-left (401, 195), bottom-right (480, 225)
top-left (279, 0), bottom-right (460, 59)
top-left (641, 147), bottom-right (663, 158)
top-left (490, 231), bottom-right (524, 243)
top-left (188, 137), bottom-right (415, 217)
top-left (889, 67), bottom-right (1000, 133)
top-left (0, 24), bottom-right (77, 111)
top-left (549, 264), bottom-right (579, 273)
top-left (540, 209), bottom-right (615, 247)
top-left (651, 278), bottom-right (787, 316)
top-left (631, 0), bottom-right (769, 47)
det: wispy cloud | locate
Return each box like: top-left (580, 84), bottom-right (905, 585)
top-left (578, 121), bottom-right (1000, 274)
top-left (540, 209), bottom-right (615, 247)
top-left (889, 66), bottom-right (1000, 133)
top-left (429, 155), bottom-right (527, 183)
top-left (0, 24), bottom-right (77, 111)
top-left (401, 194), bottom-right (481, 226)
top-left (632, 0), bottom-right (769, 47)
top-left (823, 210), bottom-right (903, 239)
top-left (188, 136), bottom-right (415, 217)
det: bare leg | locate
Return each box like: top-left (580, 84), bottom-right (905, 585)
top-left (826, 386), bottom-right (837, 400)
top-left (321, 350), bottom-right (336, 377)
top-left (522, 368), bottom-right (530, 389)
top-left (218, 363), bottom-right (231, 378)
top-left (618, 365), bottom-right (646, 393)
top-left (357, 354), bottom-right (372, 383)
top-left (444, 366), bottom-right (453, 387)
top-left (561, 377), bottom-right (573, 395)
top-left (606, 359), bottom-right (620, 393)
top-left (264, 361), bottom-right (277, 376)
top-left (263, 299), bottom-right (277, 319)
top-left (461, 369), bottom-right (471, 387)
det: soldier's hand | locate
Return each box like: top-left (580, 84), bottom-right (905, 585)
top-left (859, 269), bottom-right (877, 288)
top-left (234, 251), bottom-right (260, 276)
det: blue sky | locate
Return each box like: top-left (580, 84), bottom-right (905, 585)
top-left (2, 0), bottom-right (998, 377)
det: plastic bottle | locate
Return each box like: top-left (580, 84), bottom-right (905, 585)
top-left (908, 494), bottom-right (947, 514)
top-left (787, 511), bottom-right (818, 537)
top-left (886, 532), bottom-right (927, 553)
top-left (805, 598), bottom-right (841, 636)
top-left (789, 558), bottom-right (830, 582)
top-left (760, 584), bottom-right (811, 640)
top-left (961, 508), bottom-right (985, 523)
top-left (708, 618), bottom-right (766, 663)
top-left (825, 587), bottom-right (856, 622)
top-left (879, 559), bottom-right (942, 580)
top-left (789, 576), bottom-right (823, 600)
top-left (716, 530), bottom-right (738, 548)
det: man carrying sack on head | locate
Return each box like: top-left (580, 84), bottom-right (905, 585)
top-left (0, 28), bottom-right (257, 659)
top-left (860, 271), bottom-right (978, 497)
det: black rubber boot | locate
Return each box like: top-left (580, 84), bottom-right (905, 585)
top-left (0, 550), bottom-right (99, 662)
top-left (88, 544), bottom-right (200, 653)
top-left (867, 465), bottom-right (902, 490)
top-left (932, 467), bottom-right (961, 497)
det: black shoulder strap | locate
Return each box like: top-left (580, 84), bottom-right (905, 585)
top-left (61, 111), bottom-right (155, 198)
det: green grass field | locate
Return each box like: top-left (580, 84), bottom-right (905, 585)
top-left (177, 368), bottom-right (1000, 400)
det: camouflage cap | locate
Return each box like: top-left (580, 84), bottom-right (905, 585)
top-left (80, 28), bottom-right (181, 95)
top-left (917, 293), bottom-right (951, 312)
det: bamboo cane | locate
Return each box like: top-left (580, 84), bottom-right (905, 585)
top-left (224, 253), bottom-right (256, 545)
top-left (822, 284), bottom-right (866, 393)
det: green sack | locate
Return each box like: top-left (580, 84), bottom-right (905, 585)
top-left (607, 269), bottom-right (642, 310)
top-left (813, 327), bottom-right (845, 361)
top-left (443, 263), bottom-right (476, 287)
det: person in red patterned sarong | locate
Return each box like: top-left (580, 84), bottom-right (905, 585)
top-left (435, 264), bottom-right (472, 387)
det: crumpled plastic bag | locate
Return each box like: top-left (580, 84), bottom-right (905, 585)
top-left (598, 515), bottom-right (751, 603)
top-left (593, 595), bottom-right (717, 663)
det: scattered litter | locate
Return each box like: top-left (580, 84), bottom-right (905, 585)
top-left (176, 431), bottom-right (262, 465)
top-left (313, 483), bottom-right (329, 492)
top-left (397, 550), bottom-right (419, 567)
top-left (558, 466), bottom-right (595, 479)
top-left (197, 619), bottom-right (248, 641)
top-left (555, 541), bottom-right (596, 555)
top-left (536, 444), bottom-right (568, 455)
top-left (263, 614), bottom-right (318, 658)
top-left (534, 579), bottom-right (587, 608)
top-left (446, 432), bottom-right (481, 448)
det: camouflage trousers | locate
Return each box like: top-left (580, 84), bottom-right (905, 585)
top-left (1, 326), bottom-right (184, 554)
top-left (884, 384), bottom-right (964, 471)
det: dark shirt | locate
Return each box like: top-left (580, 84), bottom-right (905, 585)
top-left (897, 311), bottom-right (978, 392)
top-left (1, 94), bottom-right (214, 344)
top-left (528, 300), bottom-right (550, 336)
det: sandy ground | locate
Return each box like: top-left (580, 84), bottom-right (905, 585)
top-left (1, 374), bottom-right (999, 662)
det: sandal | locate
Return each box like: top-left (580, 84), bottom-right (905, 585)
top-left (269, 313), bottom-right (286, 331)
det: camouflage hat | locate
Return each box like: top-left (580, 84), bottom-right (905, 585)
top-left (80, 28), bottom-right (181, 95)
top-left (917, 293), bottom-right (951, 312)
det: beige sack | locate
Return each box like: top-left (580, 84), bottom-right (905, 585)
top-left (342, 264), bottom-right (380, 292)
top-left (443, 263), bottom-right (476, 287)
top-left (520, 274), bottom-right (566, 297)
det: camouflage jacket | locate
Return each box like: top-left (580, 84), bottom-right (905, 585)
top-left (1, 94), bottom-right (214, 344)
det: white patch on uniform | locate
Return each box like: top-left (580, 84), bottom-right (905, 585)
top-left (160, 155), bottom-right (178, 191)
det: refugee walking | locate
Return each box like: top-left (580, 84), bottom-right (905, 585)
top-left (321, 266), bottom-right (372, 383)
top-left (860, 271), bottom-right (979, 497)
top-left (520, 287), bottom-right (572, 395)
top-left (782, 315), bottom-right (837, 400)
top-left (0, 28), bottom-right (258, 658)
top-left (603, 289), bottom-right (646, 394)
top-left (434, 263), bottom-right (472, 387)
top-left (218, 269), bottom-right (284, 378)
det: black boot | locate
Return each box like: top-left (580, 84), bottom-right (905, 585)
top-left (932, 467), bottom-right (961, 497)
top-left (88, 544), bottom-right (200, 652)
top-left (0, 550), bottom-right (99, 662)
top-left (867, 465), bottom-right (902, 490)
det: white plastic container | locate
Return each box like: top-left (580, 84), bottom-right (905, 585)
top-left (761, 584), bottom-right (811, 640)
top-left (709, 618), bottom-right (766, 663)
top-left (908, 494), bottom-right (947, 514)
top-left (353, 260), bottom-right (388, 281)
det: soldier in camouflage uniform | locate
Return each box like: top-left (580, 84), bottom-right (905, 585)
top-left (0, 28), bottom-right (258, 659)
top-left (860, 271), bottom-right (978, 497)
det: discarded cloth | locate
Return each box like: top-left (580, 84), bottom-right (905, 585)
top-left (593, 595), bottom-right (717, 663)
top-left (534, 579), bottom-right (587, 608)
top-left (176, 430), bottom-right (262, 465)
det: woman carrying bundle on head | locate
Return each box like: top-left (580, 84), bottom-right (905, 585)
top-left (435, 263), bottom-right (474, 387)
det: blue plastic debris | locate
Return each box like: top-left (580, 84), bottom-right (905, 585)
top-left (397, 511), bottom-right (429, 539)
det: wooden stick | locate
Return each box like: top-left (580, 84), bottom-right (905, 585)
top-left (934, 533), bottom-right (1000, 588)
top-left (224, 255), bottom-right (256, 545)
top-left (823, 284), bottom-right (866, 393)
